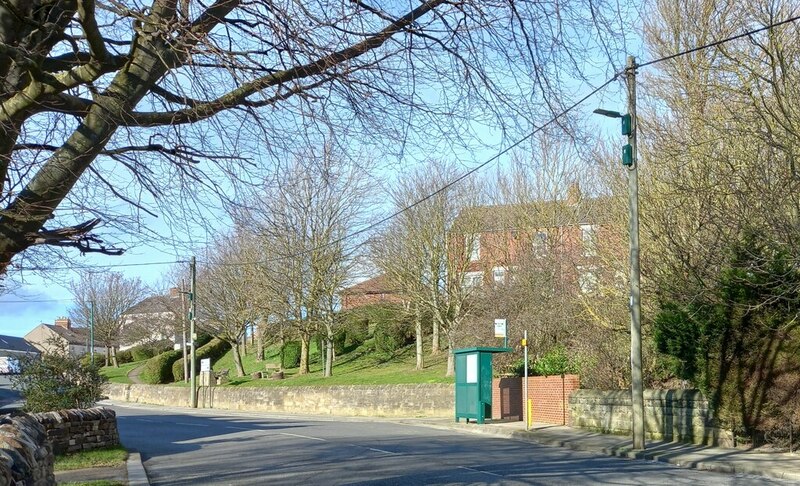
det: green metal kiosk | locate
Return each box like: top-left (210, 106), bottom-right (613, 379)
top-left (454, 347), bottom-right (511, 424)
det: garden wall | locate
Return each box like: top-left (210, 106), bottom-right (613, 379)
top-left (31, 408), bottom-right (120, 454)
top-left (0, 413), bottom-right (55, 485)
top-left (105, 383), bottom-right (455, 417)
top-left (491, 375), bottom-right (580, 425)
top-left (569, 389), bottom-right (733, 446)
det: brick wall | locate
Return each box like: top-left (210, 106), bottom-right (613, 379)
top-left (491, 377), bottom-right (522, 420)
top-left (491, 375), bottom-right (580, 425)
top-left (32, 408), bottom-right (120, 454)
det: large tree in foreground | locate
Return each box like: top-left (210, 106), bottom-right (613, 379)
top-left (0, 0), bottom-right (626, 277)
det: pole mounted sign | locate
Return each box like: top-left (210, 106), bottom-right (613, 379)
top-left (494, 319), bottom-right (507, 338)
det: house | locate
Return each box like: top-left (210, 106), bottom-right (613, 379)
top-left (0, 335), bottom-right (39, 372)
top-left (340, 275), bottom-right (404, 311)
top-left (120, 288), bottom-right (185, 350)
top-left (24, 317), bottom-right (107, 357)
top-left (455, 184), bottom-right (623, 294)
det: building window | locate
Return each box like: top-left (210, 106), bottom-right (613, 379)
top-left (492, 266), bottom-right (506, 285)
top-left (463, 271), bottom-right (484, 288)
top-left (532, 231), bottom-right (548, 258)
top-left (578, 266), bottom-right (598, 294)
top-left (468, 234), bottom-right (481, 261)
top-left (581, 224), bottom-right (597, 257)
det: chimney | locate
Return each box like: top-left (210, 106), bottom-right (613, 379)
top-left (169, 287), bottom-right (180, 299)
top-left (54, 317), bottom-right (71, 329)
top-left (566, 182), bottom-right (582, 205)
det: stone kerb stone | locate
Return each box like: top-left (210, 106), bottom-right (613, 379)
top-left (0, 413), bottom-right (55, 486)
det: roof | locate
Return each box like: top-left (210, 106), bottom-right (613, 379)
top-left (342, 275), bottom-right (397, 295)
top-left (455, 197), bottom-right (615, 233)
top-left (0, 335), bottom-right (38, 354)
top-left (45, 325), bottom-right (88, 346)
top-left (122, 295), bottom-right (180, 316)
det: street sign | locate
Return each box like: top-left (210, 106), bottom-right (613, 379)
top-left (200, 358), bottom-right (211, 372)
top-left (494, 318), bottom-right (507, 338)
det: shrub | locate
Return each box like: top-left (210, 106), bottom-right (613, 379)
top-left (332, 330), bottom-right (347, 355)
top-left (172, 337), bottom-right (228, 381)
top-left (13, 350), bottom-right (106, 412)
top-left (130, 345), bottom-right (156, 362)
top-left (115, 349), bottom-right (133, 364)
top-left (281, 341), bottom-right (301, 368)
top-left (373, 318), bottom-right (413, 357)
top-left (79, 353), bottom-right (104, 368)
top-left (531, 344), bottom-right (579, 376)
top-left (139, 349), bottom-right (183, 384)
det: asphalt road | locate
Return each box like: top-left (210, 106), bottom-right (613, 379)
top-left (112, 404), bottom-right (795, 486)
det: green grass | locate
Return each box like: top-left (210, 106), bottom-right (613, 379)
top-left (211, 338), bottom-right (453, 387)
top-left (54, 445), bottom-right (128, 471)
top-left (99, 360), bottom-right (146, 384)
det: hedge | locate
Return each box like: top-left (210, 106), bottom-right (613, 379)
top-left (172, 337), bottom-right (228, 382)
top-left (139, 349), bottom-right (183, 384)
top-left (281, 341), bottom-right (301, 369)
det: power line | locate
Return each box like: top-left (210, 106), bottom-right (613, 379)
top-left (11, 13), bottom-right (800, 273)
top-left (638, 13), bottom-right (800, 69)
top-left (17, 259), bottom-right (188, 272)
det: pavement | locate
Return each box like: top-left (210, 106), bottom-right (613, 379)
top-left (406, 418), bottom-right (800, 483)
top-left (39, 406), bottom-right (800, 484)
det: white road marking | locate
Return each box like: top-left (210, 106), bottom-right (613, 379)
top-left (135, 418), bottom-right (158, 423)
top-left (367, 448), bottom-right (400, 455)
top-left (225, 426), bottom-right (251, 430)
top-left (280, 432), bottom-right (326, 442)
top-left (175, 422), bottom-right (209, 427)
top-left (458, 466), bottom-right (503, 477)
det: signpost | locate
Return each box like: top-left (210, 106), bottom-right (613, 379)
top-left (494, 318), bottom-right (508, 348)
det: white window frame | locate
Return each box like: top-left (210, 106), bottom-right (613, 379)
top-left (468, 234), bottom-right (481, 261)
top-left (463, 271), bottom-right (484, 288)
top-left (581, 224), bottom-right (597, 257)
top-left (578, 265), bottom-right (599, 294)
top-left (492, 266), bottom-right (506, 285)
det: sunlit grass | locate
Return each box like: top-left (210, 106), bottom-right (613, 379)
top-left (54, 446), bottom-right (127, 471)
top-left (99, 361), bottom-right (145, 384)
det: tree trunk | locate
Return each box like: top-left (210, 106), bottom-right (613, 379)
top-left (432, 320), bottom-right (440, 354)
top-left (299, 333), bottom-right (310, 374)
top-left (415, 304), bottom-right (424, 370)
top-left (446, 334), bottom-right (455, 377)
top-left (324, 324), bottom-right (334, 377)
top-left (111, 346), bottom-right (118, 368)
top-left (231, 341), bottom-right (246, 377)
top-left (104, 347), bottom-right (110, 367)
top-left (256, 325), bottom-right (264, 362)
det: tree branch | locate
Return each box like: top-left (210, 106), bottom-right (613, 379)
top-left (28, 218), bottom-right (124, 256)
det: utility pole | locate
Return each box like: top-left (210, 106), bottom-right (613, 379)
top-left (90, 300), bottom-right (95, 363)
top-left (627, 55), bottom-right (645, 451)
top-left (523, 330), bottom-right (529, 431)
top-left (190, 257), bottom-right (198, 408)
top-left (181, 277), bottom-right (189, 384)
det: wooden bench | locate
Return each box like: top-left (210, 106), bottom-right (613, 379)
top-left (264, 363), bottom-right (281, 373)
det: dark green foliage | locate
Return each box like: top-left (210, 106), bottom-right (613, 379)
top-left (281, 341), bottom-right (301, 368)
top-left (531, 344), bottom-right (579, 376)
top-left (139, 350), bottom-right (182, 384)
top-left (79, 353), bottom-right (104, 368)
top-left (13, 351), bottom-right (106, 412)
top-left (332, 329), bottom-right (347, 355)
top-left (130, 345), bottom-right (156, 362)
top-left (373, 318), bottom-right (413, 357)
top-left (115, 349), bottom-right (133, 364)
top-left (653, 234), bottom-right (800, 435)
top-left (172, 338), bottom-right (228, 381)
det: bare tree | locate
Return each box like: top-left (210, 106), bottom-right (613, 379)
top-left (68, 271), bottom-right (148, 366)
top-left (197, 232), bottom-right (256, 377)
top-left (239, 145), bottom-right (367, 376)
top-left (0, 0), bottom-right (627, 279)
top-left (372, 161), bottom-right (484, 376)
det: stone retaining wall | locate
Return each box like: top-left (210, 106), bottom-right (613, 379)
top-left (569, 389), bottom-right (733, 446)
top-left (31, 408), bottom-right (120, 455)
top-left (106, 383), bottom-right (455, 417)
top-left (0, 413), bottom-right (55, 486)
